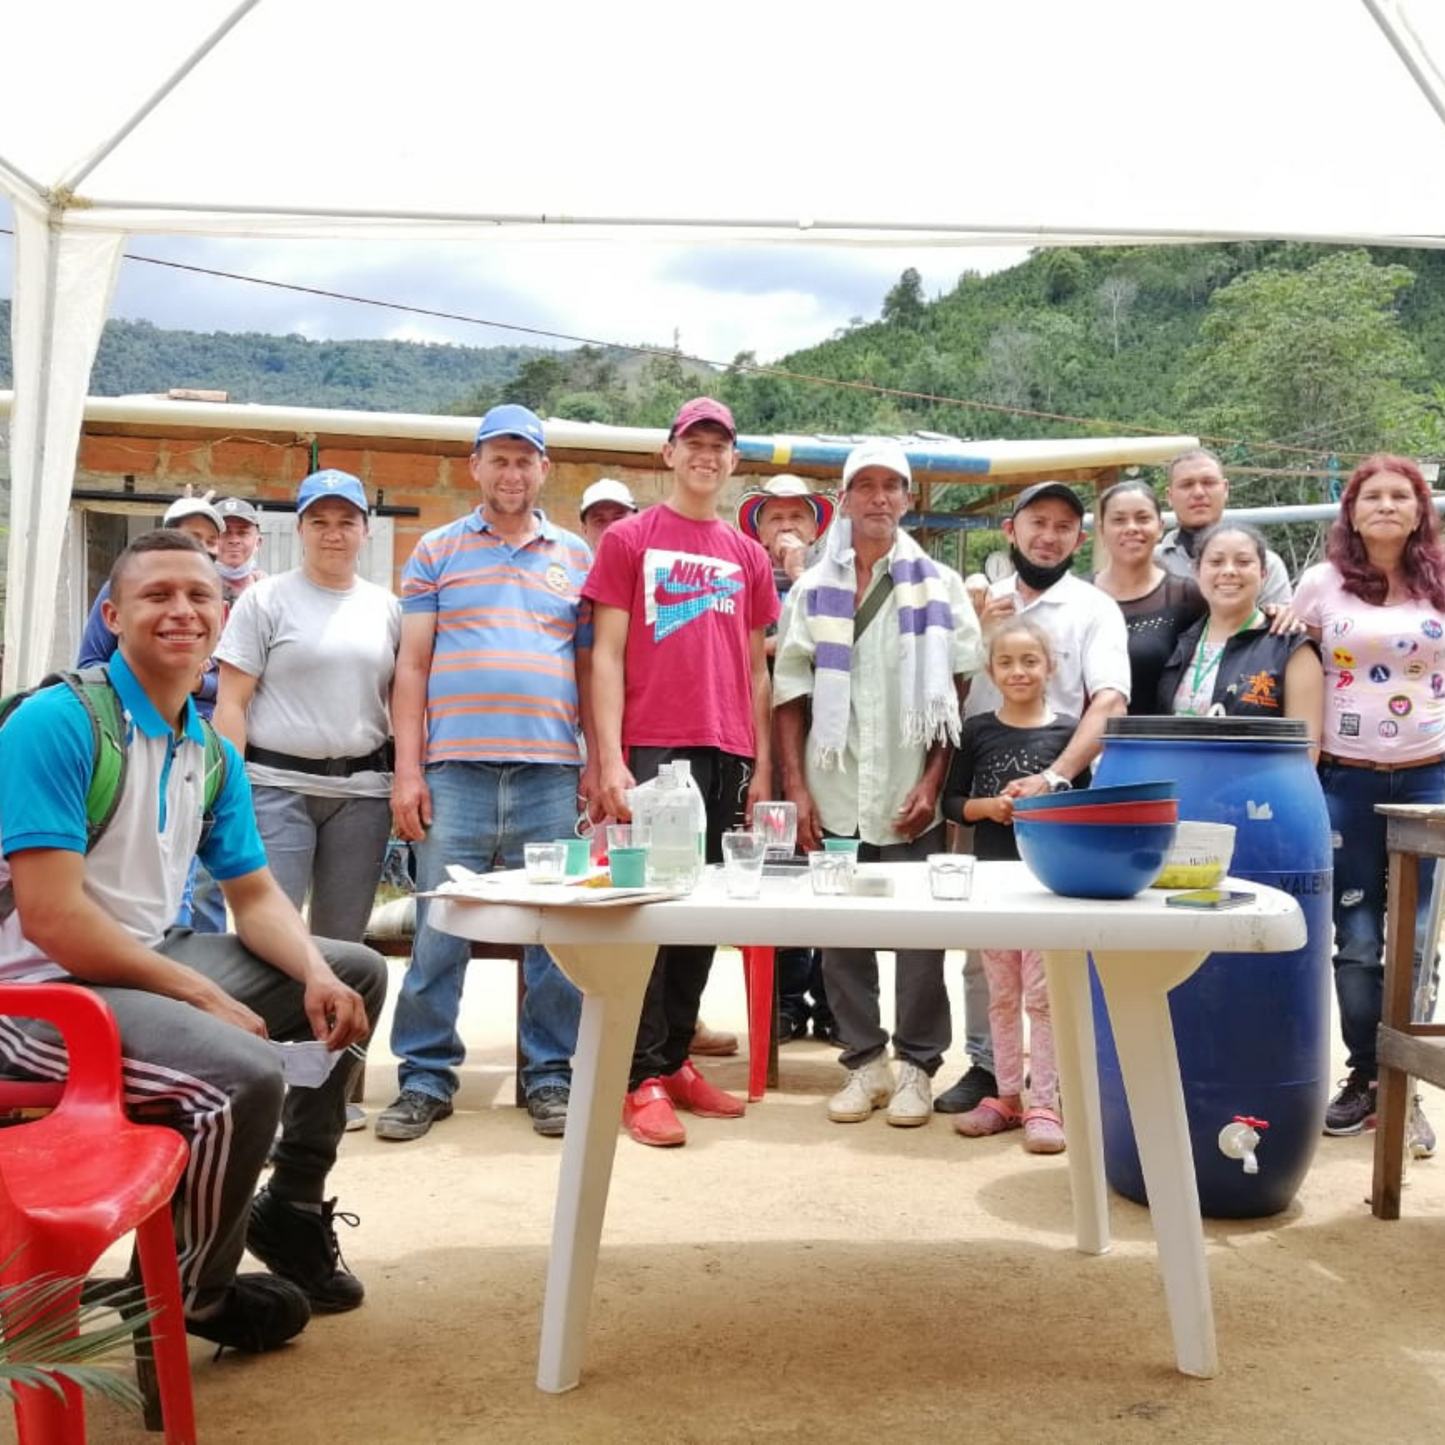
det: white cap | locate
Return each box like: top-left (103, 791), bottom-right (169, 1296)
top-left (162, 492), bottom-right (223, 531)
top-left (841, 440), bottom-right (912, 489)
top-left (580, 478), bottom-right (638, 517)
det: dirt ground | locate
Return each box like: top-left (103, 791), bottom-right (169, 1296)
top-left (28, 951), bottom-right (1445, 1445)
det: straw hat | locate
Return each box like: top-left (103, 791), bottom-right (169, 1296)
top-left (736, 475), bottom-right (836, 541)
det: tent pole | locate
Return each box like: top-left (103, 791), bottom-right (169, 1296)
top-left (1362, 0), bottom-right (1445, 129)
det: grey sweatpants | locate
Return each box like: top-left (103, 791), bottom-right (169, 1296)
top-left (0, 929), bottom-right (387, 1312)
top-left (820, 826), bottom-right (952, 1074)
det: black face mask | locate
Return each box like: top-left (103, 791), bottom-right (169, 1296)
top-left (1009, 544), bottom-right (1074, 592)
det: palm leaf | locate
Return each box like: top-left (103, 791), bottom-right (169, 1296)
top-left (0, 1262), bottom-right (156, 1411)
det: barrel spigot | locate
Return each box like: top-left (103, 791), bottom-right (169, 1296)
top-left (1218, 1115), bottom-right (1269, 1175)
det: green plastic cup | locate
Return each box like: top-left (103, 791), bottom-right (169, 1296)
top-left (608, 847), bottom-right (648, 888)
top-left (822, 837), bottom-right (861, 854)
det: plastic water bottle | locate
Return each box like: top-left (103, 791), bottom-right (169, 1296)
top-left (645, 759), bottom-right (705, 892)
top-left (627, 765), bottom-right (668, 843)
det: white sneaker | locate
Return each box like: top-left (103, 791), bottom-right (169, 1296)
top-left (886, 1060), bottom-right (933, 1127)
top-left (1408, 1094), bottom-right (1436, 1159)
top-left (828, 1056), bottom-right (895, 1123)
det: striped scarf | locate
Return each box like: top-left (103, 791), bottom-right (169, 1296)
top-left (804, 520), bottom-right (961, 770)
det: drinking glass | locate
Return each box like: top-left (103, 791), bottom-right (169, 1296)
top-left (808, 851), bottom-right (855, 896)
top-left (524, 842), bottom-right (568, 884)
top-left (721, 829), bottom-right (767, 898)
top-left (928, 854), bottom-right (975, 900)
top-left (607, 823), bottom-right (649, 853)
top-left (752, 801), bottom-right (798, 860)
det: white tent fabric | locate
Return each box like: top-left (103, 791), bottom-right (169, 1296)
top-left (4, 0), bottom-right (1445, 685)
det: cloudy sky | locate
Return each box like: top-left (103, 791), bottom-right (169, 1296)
top-left (0, 197), bottom-right (1022, 364)
top-left (4, 3), bottom-right (1435, 369)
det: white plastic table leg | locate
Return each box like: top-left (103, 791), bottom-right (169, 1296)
top-left (1041, 948), bottom-right (1110, 1255)
top-left (1091, 947), bottom-right (1218, 1379)
top-left (533, 941), bottom-right (656, 1393)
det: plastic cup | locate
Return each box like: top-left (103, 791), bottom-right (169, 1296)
top-left (822, 836), bottom-right (861, 854)
top-left (554, 837), bottom-right (591, 876)
top-left (721, 830), bottom-right (767, 898)
top-left (607, 823), bottom-right (649, 853)
top-left (608, 847), bottom-right (648, 888)
top-left (524, 842), bottom-right (568, 884)
top-left (809, 851), bottom-right (855, 896)
top-left (928, 854), bottom-right (975, 900)
top-left (752, 801), bottom-right (798, 858)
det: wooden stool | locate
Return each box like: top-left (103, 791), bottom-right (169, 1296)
top-left (1371, 804), bottom-right (1445, 1219)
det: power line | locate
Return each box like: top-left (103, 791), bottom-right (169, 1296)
top-left (121, 248), bottom-right (1353, 459)
top-left (0, 228), bottom-right (1409, 465)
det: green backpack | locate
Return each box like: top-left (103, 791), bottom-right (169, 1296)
top-left (0, 667), bottom-right (227, 854)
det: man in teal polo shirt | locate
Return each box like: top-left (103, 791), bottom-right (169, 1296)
top-left (0, 529), bottom-right (385, 1350)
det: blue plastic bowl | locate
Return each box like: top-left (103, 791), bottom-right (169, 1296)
top-left (1012, 779), bottom-right (1176, 815)
top-left (1014, 816), bottom-right (1177, 898)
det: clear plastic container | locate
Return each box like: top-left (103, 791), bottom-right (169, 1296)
top-left (626, 764), bottom-right (669, 840)
top-left (644, 759), bottom-right (706, 892)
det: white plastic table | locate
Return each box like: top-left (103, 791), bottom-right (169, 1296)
top-left (429, 860), bottom-right (1304, 1391)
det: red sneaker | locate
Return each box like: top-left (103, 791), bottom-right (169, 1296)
top-left (623, 1080), bottom-right (686, 1147)
top-left (662, 1060), bottom-right (746, 1119)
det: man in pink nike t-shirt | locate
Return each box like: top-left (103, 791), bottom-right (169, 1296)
top-left (584, 397), bottom-right (778, 1147)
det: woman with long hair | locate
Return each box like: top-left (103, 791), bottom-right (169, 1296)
top-left (1293, 454), bottom-right (1445, 1153)
top-left (1093, 479), bottom-right (1206, 717)
top-left (1157, 521), bottom-right (1322, 740)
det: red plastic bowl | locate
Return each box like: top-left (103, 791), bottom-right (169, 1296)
top-left (1008, 799), bottom-right (1179, 826)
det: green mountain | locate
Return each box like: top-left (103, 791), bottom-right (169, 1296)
top-left (719, 243), bottom-right (1445, 466)
top-left (6, 241), bottom-right (1445, 468)
top-left (0, 302), bottom-right (543, 415)
top-left (7, 241), bottom-right (1445, 620)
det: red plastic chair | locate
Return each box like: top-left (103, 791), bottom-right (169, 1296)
top-left (0, 984), bottom-right (196, 1444)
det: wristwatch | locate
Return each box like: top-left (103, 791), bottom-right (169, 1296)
top-left (1041, 769), bottom-right (1071, 793)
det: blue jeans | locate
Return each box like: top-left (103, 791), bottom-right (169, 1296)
top-left (1321, 758), bottom-right (1445, 1074)
top-left (188, 861), bottom-right (229, 934)
top-left (391, 762), bottom-right (582, 1101)
top-left (176, 857), bottom-right (227, 932)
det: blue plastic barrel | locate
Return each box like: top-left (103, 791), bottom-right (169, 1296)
top-left (1090, 716), bottom-right (1331, 1218)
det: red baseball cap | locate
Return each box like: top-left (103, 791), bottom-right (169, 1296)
top-left (669, 396), bottom-right (737, 442)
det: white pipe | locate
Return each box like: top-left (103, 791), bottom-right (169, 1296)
top-left (1082, 499), bottom-right (1445, 529)
top-left (0, 391), bottom-right (1195, 477)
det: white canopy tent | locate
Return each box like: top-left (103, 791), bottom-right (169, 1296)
top-left (4, 0), bottom-right (1445, 686)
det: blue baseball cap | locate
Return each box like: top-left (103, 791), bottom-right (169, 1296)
top-left (474, 403), bottom-right (546, 454)
top-left (296, 469), bottom-right (368, 515)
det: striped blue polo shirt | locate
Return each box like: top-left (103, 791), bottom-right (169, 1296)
top-left (401, 508), bottom-right (593, 766)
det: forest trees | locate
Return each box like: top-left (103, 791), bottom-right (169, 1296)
top-left (1096, 274), bottom-right (1139, 356)
top-left (1182, 249), bottom-right (1427, 575)
top-left (882, 268), bottom-right (926, 329)
top-left (1183, 250), bottom-right (1423, 463)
